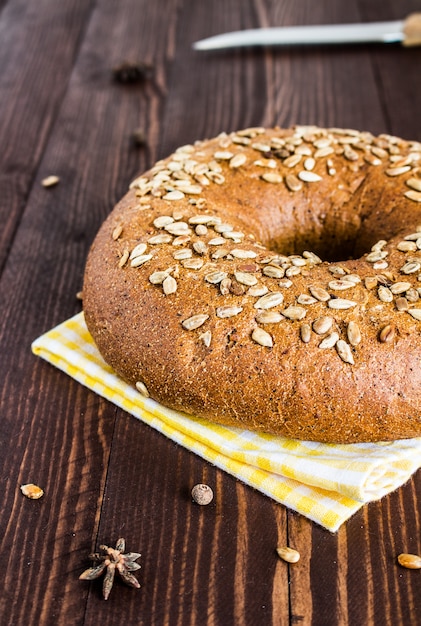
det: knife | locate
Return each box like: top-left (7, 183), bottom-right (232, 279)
top-left (193, 13), bottom-right (421, 50)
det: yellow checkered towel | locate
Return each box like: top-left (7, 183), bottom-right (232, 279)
top-left (32, 312), bottom-right (421, 532)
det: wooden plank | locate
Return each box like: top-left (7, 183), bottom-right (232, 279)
top-left (0, 0), bottom-right (95, 272)
top-left (0, 0), bottom-right (180, 622)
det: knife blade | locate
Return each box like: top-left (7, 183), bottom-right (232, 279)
top-left (193, 13), bottom-right (421, 50)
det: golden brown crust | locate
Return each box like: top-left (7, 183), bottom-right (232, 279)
top-left (83, 125), bottom-right (421, 443)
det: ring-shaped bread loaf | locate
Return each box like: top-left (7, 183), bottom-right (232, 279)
top-left (83, 125), bottom-right (421, 443)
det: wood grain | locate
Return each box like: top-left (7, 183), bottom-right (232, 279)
top-left (0, 0), bottom-right (421, 624)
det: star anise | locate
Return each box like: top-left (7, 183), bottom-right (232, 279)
top-left (79, 538), bottom-right (141, 600)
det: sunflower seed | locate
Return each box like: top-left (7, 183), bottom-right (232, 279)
top-left (336, 339), bottom-right (354, 364)
top-left (248, 284), bottom-right (268, 297)
top-left (364, 276), bottom-right (378, 290)
top-left (313, 316), bottom-right (333, 335)
top-left (251, 142), bottom-right (271, 153)
top-left (346, 321), bottom-right (361, 346)
top-left (118, 249), bottom-right (130, 268)
top-left (164, 190), bottom-right (185, 201)
top-left (379, 325), bottom-right (395, 343)
top-left (205, 271), bottom-right (227, 284)
top-left (408, 308), bottom-right (421, 320)
top-left (199, 330), bottom-right (212, 347)
top-left (255, 310), bottom-right (283, 324)
top-left (230, 153), bottom-right (247, 168)
top-left (304, 157), bottom-right (316, 171)
top-left (195, 224), bottom-right (208, 236)
top-left (231, 249), bottom-right (258, 259)
top-left (254, 292), bottom-right (284, 309)
top-left (397, 241), bottom-right (417, 252)
top-left (285, 174), bottom-right (302, 192)
top-left (149, 270), bottom-right (169, 284)
top-left (112, 224), bottom-right (123, 240)
top-left (300, 323), bottom-right (311, 343)
top-left (216, 306), bottom-right (243, 318)
top-left (309, 285), bottom-right (330, 302)
top-left (263, 265), bottom-right (285, 279)
top-left (405, 190), bottom-right (421, 203)
top-left (297, 294), bottom-right (317, 305)
top-left (181, 258), bottom-right (204, 270)
top-left (251, 327), bottom-right (273, 347)
top-left (366, 250), bottom-right (388, 263)
top-left (314, 146), bottom-right (335, 158)
top-left (165, 222), bottom-right (191, 236)
top-left (130, 242), bottom-right (147, 259)
top-left (214, 150), bottom-right (234, 160)
top-left (390, 281), bottom-right (411, 294)
top-left (406, 178), bottom-right (421, 192)
top-left (173, 249), bottom-right (192, 260)
top-left (234, 271), bottom-right (258, 286)
top-left (396, 297), bottom-right (409, 311)
top-left (282, 306), bottom-right (306, 320)
top-left (276, 546), bottom-right (300, 564)
top-left (261, 172), bottom-right (283, 184)
top-left (402, 261), bottom-right (421, 274)
top-left (284, 154), bottom-right (302, 168)
top-left (319, 332), bottom-right (339, 349)
top-left (182, 314), bottom-right (209, 330)
top-left (298, 171), bottom-right (322, 183)
top-left (190, 241), bottom-right (206, 256)
top-left (208, 237), bottom-right (227, 246)
top-left (328, 279), bottom-right (355, 291)
top-left (130, 254), bottom-right (153, 267)
top-left (377, 286), bottom-right (393, 302)
top-left (254, 158), bottom-right (277, 168)
top-left (148, 233), bottom-right (172, 245)
top-left (385, 166), bottom-right (411, 176)
top-left (397, 553), bottom-right (421, 570)
top-left (154, 215), bottom-right (174, 228)
top-left (328, 298), bottom-right (357, 310)
top-left (42, 175), bottom-right (59, 188)
top-left (135, 381), bottom-right (150, 397)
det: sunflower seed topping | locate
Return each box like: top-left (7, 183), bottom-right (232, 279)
top-left (405, 190), bottom-right (421, 202)
top-left (328, 279), bottom-right (355, 291)
top-left (336, 339), bottom-right (354, 364)
top-left (136, 381), bottom-right (150, 397)
top-left (181, 258), bottom-right (204, 270)
top-left (300, 323), bottom-right (311, 343)
top-left (313, 316), bottom-right (333, 335)
top-left (163, 275), bottom-right (177, 295)
top-left (319, 332), bottom-right (339, 349)
top-left (378, 286), bottom-right (393, 302)
top-left (205, 271), bottom-right (228, 284)
top-left (282, 306), bottom-right (307, 320)
top-left (149, 270), bottom-right (169, 284)
top-left (390, 281), bottom-right (411, 294)
top-left (298, 171), bottom-right (322, 183)
top-left (406, 178), bottom-right (421, 192)
top-left (408, 309), bottom-right (421, 321)
top-left (234, 271), bottom-right (258, 286)
top-left (252, 327), bottom-right (273, 348)
top-left (328, 298), bottom-right (357, 310)
top-left (254, 292), bottom-right (284, 309)
top-left (130, 254), bottom-right (153, 267)
top-left (230, 153), bottom-right (247, 168)
top-left (347, 321), bottom-right (361, 346)
top-left (154, 215), bottom-right (174, 228)
top-left (309, 286), bottom-right (330, 302)
top-left (182, 314), bottom-right (209, 330)
top-left (148, 233), bottom-right (172, 245)
top-left (261, 172), bottom-right (283, 184)
top-left (379, 325), bottom-right (395, 343)
top-left (401, 261), bottom-right (421, 274)
top-left (263, 265), bottom-right (285, 279)
top-left (231, 249), bottom-right (258, 259)
top-left (216, 305), bottom-right (243, 318)
top-left (130, 243), bottom-right (148, 259)
top-left (255, 310), bottom-right (283, 324)
top-left (199, 330), bottom-right (212, 347)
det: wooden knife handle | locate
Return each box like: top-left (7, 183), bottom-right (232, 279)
top-left (403, 13), bottom-right (421, 46)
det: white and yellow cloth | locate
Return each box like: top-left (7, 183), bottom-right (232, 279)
top-left (32, 312), bottom-right (421, 532)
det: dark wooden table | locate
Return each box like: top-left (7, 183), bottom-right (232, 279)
top-left (1, 0), bottom-right (421, 624)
